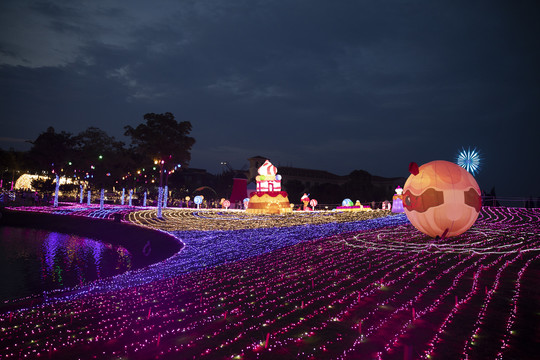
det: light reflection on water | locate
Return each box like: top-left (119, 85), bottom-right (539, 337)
top-left (0, 226), bottom-right (132, 302)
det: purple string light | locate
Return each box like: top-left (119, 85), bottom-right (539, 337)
top-left (0, 206), bottom-right (538, 359)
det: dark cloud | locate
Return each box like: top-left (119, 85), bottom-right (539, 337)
top-left (0, 0), bottom-right (538, 198)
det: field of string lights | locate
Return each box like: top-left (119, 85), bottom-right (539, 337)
top-left (0, 205), bottom-right (539, 359)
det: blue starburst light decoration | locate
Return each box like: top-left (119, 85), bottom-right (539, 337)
top-left (456, 147), bottom-right (481, 175)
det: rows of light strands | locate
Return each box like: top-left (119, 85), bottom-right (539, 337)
top-left (126, 207), bottom-right (394, 231)
top-left (3, 206), bottom-right (406, 305)
top-left (0, 207), bottom-right (538, 359)
top-left (8, 204), bottom-right (394, 230)
top-left (7, 203), bottom-right (140, 220)
top-left (3, 204), bottom-right (399, 302)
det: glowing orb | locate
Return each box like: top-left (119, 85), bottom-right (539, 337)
top-left (342, 198), bottom-right (354, 207)
top-left (403, 160), bottom-right (482, 238)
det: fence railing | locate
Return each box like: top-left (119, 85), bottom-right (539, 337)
top-left (1, 190), bottom-right (539, 210)
top-left (480, 196), bottom-right (539, 208)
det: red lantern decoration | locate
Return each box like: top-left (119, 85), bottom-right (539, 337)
top-left (403, 160), bottom-right (482, 238)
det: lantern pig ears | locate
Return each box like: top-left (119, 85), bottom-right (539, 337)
top-left (409, 162), bottom-right (419, 175)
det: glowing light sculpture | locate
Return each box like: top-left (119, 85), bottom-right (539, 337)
top-left (392, 186), bottom-right (404, 213)
top-left (336, 198), bottom-right (370, 211)
top-left (194, 195), bottom-right (203, 209)
top-left (342, 198), bottom-right (353, 207)
top-left (53, 174), bottom-right (59, 207)
top-left (157, 187), bottom-right (164, 218)
top-left (121, 188), bottom-right (125, 205)
top-left (14, 174), bottom-right (38, 190)
top-left (100, 188), bottom-right (105, 210)
top-left (403, 160), bottom-right (482, 238)
top-left (456, 147), bottom-right (481, 175)
top-left (247, 160), bottom-right (292, 214)
top-left (163, 185), bottom-right (168, 208)
top-left (301, 193), bottom-right (310, 210)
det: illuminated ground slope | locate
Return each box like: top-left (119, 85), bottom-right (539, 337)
top-left (0, 206), bottom-right (538, 359)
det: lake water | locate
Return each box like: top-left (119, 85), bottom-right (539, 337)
top-left (0, 226), bottom-right (133, 302)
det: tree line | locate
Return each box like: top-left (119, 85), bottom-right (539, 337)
top-left (1, 113), bottom-right (195, 202)
top-left (2, 112), bottom-right (406, 207)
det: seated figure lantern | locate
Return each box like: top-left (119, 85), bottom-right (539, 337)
top-left (392, 186), bottom-right (404, 213)
top-left (403, 160), bottom-right (482, 238)
top-left (301, 193), bottom-right (310, 210)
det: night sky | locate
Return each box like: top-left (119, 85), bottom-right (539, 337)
top-left (1, 0), bottom-right (538, 198)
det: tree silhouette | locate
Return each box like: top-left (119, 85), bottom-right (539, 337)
top-left (124, 112), bottom-right (195, 215)
top-left (124, 112), bottom-right (195, 171)
top-left (0, 148), bottom-right (31, 189)
top-left (73, 127), bottom-right (126, 189)
top-left (28, 127), bottom-right (74, 176)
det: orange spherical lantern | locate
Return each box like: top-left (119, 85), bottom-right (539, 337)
top-left (403, 160), bottom-right (482, 238)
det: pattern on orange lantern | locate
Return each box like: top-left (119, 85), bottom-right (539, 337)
top-left (403, 160), bottom-right (482, 238)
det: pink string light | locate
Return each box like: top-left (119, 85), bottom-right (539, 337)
top-left (0, 206), bottom-right (538, 359)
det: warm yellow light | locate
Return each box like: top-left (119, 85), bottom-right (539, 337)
top-left (126, 208), bottom-right (394, 232)
top-left (14, 174), bottom-right (75, 191)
